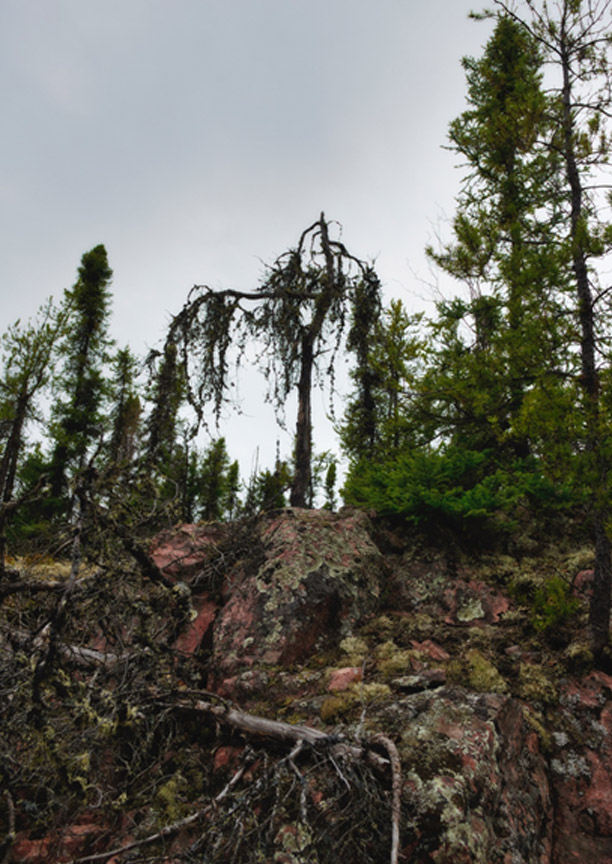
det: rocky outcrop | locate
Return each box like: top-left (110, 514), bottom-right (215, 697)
top-left (8, 510), bottom-right (612, 863)
top-left (387, 688), bottom-right (552, 862)
top-left (146, 512), bottom-right (612, 862)
top-left (211, 508), bottom-right (382, 688)
top-left (151, 508), bottom-right (383, 693)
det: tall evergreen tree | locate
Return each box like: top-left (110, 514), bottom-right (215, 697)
top-left (106, 346), bottom-right (141, 476)
top-left (343, 274), bottom-right (383, 458)
top-left (142, 340), bottom-right (185, 475)
top-left (425, 13), bottom-right (571, 461)
top-left (49, 244), bottom-right (114, 509)
top-left (197, 438), bottom-right (237, 521)
top-left (490, 0), bottom-right (612, 656)
top-left (341, 299), bottom-right (424, 461)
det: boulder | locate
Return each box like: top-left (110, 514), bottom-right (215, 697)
top-left (550, 670), bottom-right (612, 862)
top-left (211, 508), bottom-right (382, 685)
top-left (383, 687), bottom-right (553, 863)
top-left (149, 522), bottom-right (229, 582)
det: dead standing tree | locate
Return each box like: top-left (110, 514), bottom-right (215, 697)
top-left (166, 213), bottom-right (382, 507)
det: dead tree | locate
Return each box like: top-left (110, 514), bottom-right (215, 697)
top-left (165, 213), bottom-right (381, 508)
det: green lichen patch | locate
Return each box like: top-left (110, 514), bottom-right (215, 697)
top-left (359, 614), bottom-right (396, 640)
top-left (320, 692), bottom-right (359, 724)
top-left (372, 640), bottom-right (417, 679)
top-left (522, 706), bottom-right (553, 752)
top-left (338, 635), bottom-right (369, 664)
top-left (563, 641), bottom-right (594, 672)
top-left (519, 663), bottom-right (559, 705)
top-left (447, 649), bottom-right (508, 694)
top-left (154, 774), bottom-right (191, 824)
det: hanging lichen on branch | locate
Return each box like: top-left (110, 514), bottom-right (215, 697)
top-left (161, 213), bottom-right (382, 508)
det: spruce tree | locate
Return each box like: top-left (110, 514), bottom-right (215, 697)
top-left (198, 438), bottom-right (232, 522)
top-left (486, 0), bottom-right (612, 656)
top-left (425, 14), bottom-right (571, 462)
top-left (49, 244), bottom-right (114, 511)
top-left (342, 299), bottom-right (424, 462)
top-left (0, 300), bottom-right (65, 569)
top-left (142, 340), bottom-right (185, 478)
top-left (106, 346), bottom-right (141, 477)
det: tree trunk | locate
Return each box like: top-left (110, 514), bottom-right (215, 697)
top-left (0, 393), bottom-right (28, 577)
top-left (559, 30), bottom-right (612, 658)
top-left (590, 516), bottom-right (612, 657)
top-left (290, 335), bottom-right (313, 507)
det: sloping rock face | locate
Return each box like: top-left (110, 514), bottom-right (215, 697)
top-left (150, 521), bottom-right (230, 582)
top-left (549, 670), bottom-right (612, 862)
top-left (144, 514), bottom-right (612, 862)
top-left (211, 508), bottom-right (382, 687)
top-left (12, 511), bottom-right (607, 863)
top-left (148, 508), bottom-right (383, 692)
top-left (383, 688), bottom-right (552, 862)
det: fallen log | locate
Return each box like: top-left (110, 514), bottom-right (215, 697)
top-left (174, 695), bottom-right (391, 772)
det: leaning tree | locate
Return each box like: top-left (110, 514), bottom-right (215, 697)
top-left (0, 300), bottom-right (66, 574)
top-left (165, 213), bottom-right (382, 508)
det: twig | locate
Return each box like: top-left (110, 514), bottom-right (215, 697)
top-left (6, 626), bottom-right (127, 669)
top-left (1, 789), bottom-right (15, 864)
top-left (70, 761), bottom-right (248, 864)
top-left (284, 739), bottom-right (305, 780)
top-left (328, 752), bottom-right (351, 792)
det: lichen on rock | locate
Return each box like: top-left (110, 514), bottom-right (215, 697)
top-left (211, 508), bottom-right (382, 686)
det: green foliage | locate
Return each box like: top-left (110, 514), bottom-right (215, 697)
top-left (242, 457), bottom-right (292, 515)
top-left (196, 438), bottom-right (240, 521)
top-left (323, 458), bottom-right (337, 511)
top-left (6, 444), bottom-right (55, 549)
top-left (143, 340), bottom-right (185, 473)
top-left (420, 13), bottom-right (576, 466)
top-left (49, 244), bottom-right (115, 505)
top-left (0, 300), bottom-right (63, 470)
top-left (342, 299), bottom-right (425, 462)
top-left (106, 346), bottom-right (141, 474)
top-left (340, 7), bottom-right (611, 573)
top-left (343, 444), bottom-right (572, 536)
top-left (531, 576), bottom-right (580, 634)
top-left (344, 273), bottom-right (384, 455)
top-left (311, 450), bottom-right (338, 510)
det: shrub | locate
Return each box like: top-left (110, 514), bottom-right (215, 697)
top-left (531, 576), bottom-right (579, 633)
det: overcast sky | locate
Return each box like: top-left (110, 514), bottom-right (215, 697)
top-left (1, 0), bottom-right (494, 481)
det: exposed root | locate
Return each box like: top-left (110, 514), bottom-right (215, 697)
top-left (368, 733), bottom-right (402, 864)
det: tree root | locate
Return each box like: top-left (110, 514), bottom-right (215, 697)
top-left (68, 695), bottom-right (403, 863)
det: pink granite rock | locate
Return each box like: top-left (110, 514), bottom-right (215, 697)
top-left (328, 666), bottom-right (363, 691)
top-left (211, 508), bottom-right (382, 682)
top-left (551, 671), bottom-right (612, 862)
top-left (442, 578), bottom-right (510, 625)
top-left (388, 688), bottom-right (553, 862)
top-left (572, 568), bottom-right (594, 599)
top-left (410, 638), bottom-right (451, 662)
top-left (173, 593), bottom-right (217, 656)
top-left (12, 821), bottom-right (105, 863)
top-left (149, 522), bottom-right (229, 582)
